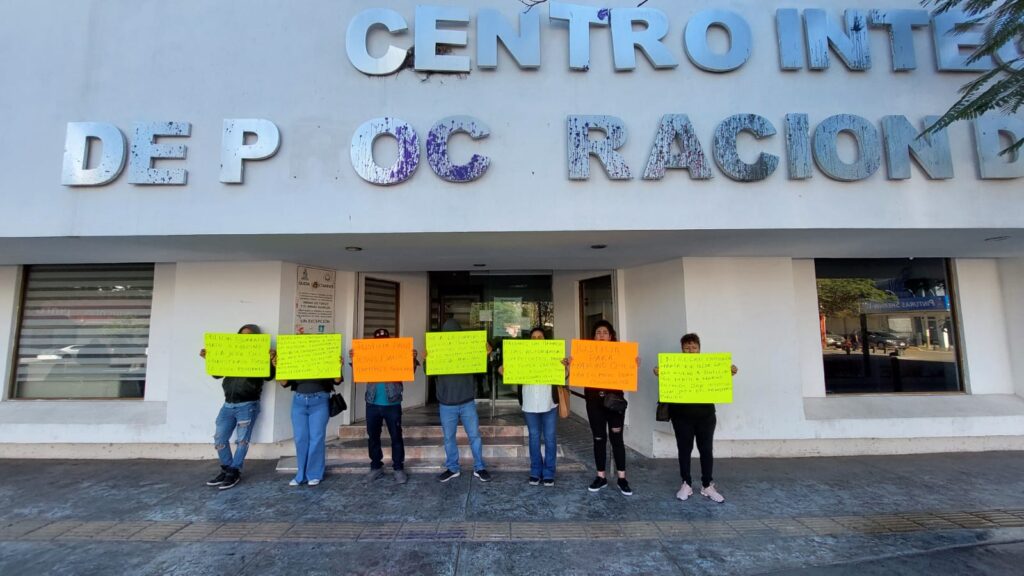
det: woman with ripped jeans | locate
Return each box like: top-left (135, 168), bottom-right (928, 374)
top-left (199, 324), bottom-right (276, 490)
top-left (565, 320), bottom-right (638, 496)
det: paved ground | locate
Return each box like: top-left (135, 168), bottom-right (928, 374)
top-left (2, 417), bottom-right (1023, 575)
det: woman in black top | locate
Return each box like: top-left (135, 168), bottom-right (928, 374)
top-left (566, 320), bottom-right (638, 496)
top-left (198, 324), bottom-right (275, 490)
top-left (654, 333), bottom-right (738, 503)
top-left (274, 349), bottom-right (343, 487)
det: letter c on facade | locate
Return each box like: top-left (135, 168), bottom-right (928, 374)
top-left (346, 9), bottom-right (409, 75)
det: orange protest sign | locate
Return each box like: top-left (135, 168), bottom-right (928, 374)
top-left (568, 339), bottom-right (639, 391)
top-left (352, 337), bottom-right (415, 383)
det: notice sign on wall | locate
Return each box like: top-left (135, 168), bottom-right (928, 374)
top-left (658, 353), bottom-right (733, 404)
top-left (203, 333), bottom-right (272, 377)
top-left (425, 330), bottom-right (487, 375)
top-left (502, 339), bottom-right (566, 385)
top-left (276, 334), bottom-right (342, 380)
top-left (568, 340), bottom-right (639, 391)
top-left (296, 266), bottom-right (335, 335)
top-left (352, 337), bottom-right (415, 383)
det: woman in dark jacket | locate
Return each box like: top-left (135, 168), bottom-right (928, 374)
top-left (274, 344), bottom-right (343, 487)
top-left (198, 324), bottom-right (275, 490)
top-left (566, 320), bottom-right (637, 496)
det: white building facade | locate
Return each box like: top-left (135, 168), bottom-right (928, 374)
top-left (1, 0), bottom-right (1022, 459)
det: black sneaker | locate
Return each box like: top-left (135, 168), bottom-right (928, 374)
top-left (206, 469), bottom-right (228, 486)
top-left (219, 470), bottom-right (241, 490)
top-left (474, 469), bottom-right (492, 483)
top-left (437, 469), bottom-right (461, 483)
top-left (588, 476), bottom-right (608, 492)
top-left (617, 478), bottom-right (633, 496)
top-left (542, 478), bottom-right (555, 487)
top-left (528, 476), bottom-right (540, 486)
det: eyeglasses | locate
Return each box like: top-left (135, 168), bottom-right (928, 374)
top-left (373, 329), bottom-right (390, 338)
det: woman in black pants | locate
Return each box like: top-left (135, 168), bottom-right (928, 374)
top-left (655, 333), bottom-right (738, 503)
top-left (566, 320), bottom-right (637, 496)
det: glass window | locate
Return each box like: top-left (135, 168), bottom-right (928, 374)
top-left (814, 258), bottom-right (961, 394)
top-left (11, 264), bottom-right (154, 399)
top-left (362, 277), bottom-right (400, 337)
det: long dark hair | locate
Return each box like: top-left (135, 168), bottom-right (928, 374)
top-left (590, 319), bottom-right (617, 341)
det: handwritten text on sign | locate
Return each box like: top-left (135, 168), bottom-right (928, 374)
top-left (569, 340), bottom-right (638, 391)
top-left (502, 340), bottom-right (566, 385)
top-left (204, 333), bottom-right (271, 377)
top-left (425, 331), bottom-right (487, 375)
top-left (352, 337), bottom-right (415, 382)
top-left (276, 334), bottom-right (342, 380)
top-left (658, 353), bottom-right (733, 404)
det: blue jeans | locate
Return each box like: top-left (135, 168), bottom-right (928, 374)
top-left (366, 402), bottom-right (405, 471)
top-left (291, 392), bottom-right (330, 483)
top-left (523, 408), bottom-right (557, 480)
top-left (439, 400), bottom-right (485, 473)
top-left (214, 401), bottom-right (260, 471)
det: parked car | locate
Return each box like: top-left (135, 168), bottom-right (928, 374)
top-left (825, 333), bottom-right (846, 348)
top-left (865, 331), bottom-right (908, 351)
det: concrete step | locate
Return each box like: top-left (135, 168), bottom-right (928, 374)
top-left (275, 456), bottom-right (587, 474)
top-left (338, 424), bottom-right (527, 440)
top-left (325, 436), bottom-right (562, 461)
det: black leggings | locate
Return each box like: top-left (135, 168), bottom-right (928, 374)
top-left (586, 398), bottom-right (626, 473)
top-left (669, 407), bottom-right (716, 487)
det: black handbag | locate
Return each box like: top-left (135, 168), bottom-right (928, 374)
top-left (602, 392), bottom-right (628, 414)
top-left (328, 393), bottom-right (347, 417)
top-left (656, 402), bottom-right (671, 422)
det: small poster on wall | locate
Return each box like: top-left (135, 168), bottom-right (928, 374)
top-left (296, 265), bottom-right (336, 335)
top-left (493, 296), bottom-right (522, 338)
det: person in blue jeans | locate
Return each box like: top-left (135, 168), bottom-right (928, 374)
top-left (274, 348), bottom-right (344, 487)
top-left (499, 327), bottom-right (563, 486)
top-left (199, 324), bottom-right (276, 490)
top-left (423, 318), bottom-right (492, 483)
top-left (350, 327), bottom-right (419, 485)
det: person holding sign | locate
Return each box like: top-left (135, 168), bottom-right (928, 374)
top-left (198, 324), bottom-right (275, 490)
top-left (499, 327), bottom-right (564, 487)
top-left (274, 335), bottom-right (344, 487)
top-left (350, 328), bottom-right (419, 485)
top-left (565, 320), bottom-right (639, 496)
top-left (654, 333), bottom-right (738, 504)
top-left (423, 319), bottom-right (492, 483)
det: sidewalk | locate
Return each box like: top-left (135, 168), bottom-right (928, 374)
top-left (2, 418), bottom-right (1023, 575)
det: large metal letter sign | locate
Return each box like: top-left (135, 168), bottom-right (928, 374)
top-left (426, 116), bottom-right (491, 183)
top-left (62, 122), bottom-right (127, 186)
top-left (128, 121), bottom-right (191, 185)
top-left (220, 119), bottom-right (281, 184)
top-left (351, 118), bottom-right (421, 185)
top-left (567, 115), bottom-right (632, 180)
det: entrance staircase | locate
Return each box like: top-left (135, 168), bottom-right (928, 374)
top-left (276, 405), bottom-right (585, 474)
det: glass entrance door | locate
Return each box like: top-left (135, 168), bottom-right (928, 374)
top-left (428, 272), bottom-right (554, 417)
top-left (579, 274), bottom-right (614, 339)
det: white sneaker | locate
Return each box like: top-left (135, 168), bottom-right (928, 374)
top-left (308, 479), bottom-right (321, 487)
top-left (288, 479), bottom-right (300, 487)
top-left (700, 483), bottom-right (725, 503)
top-left (676, 482), bottom-right (693, 501)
